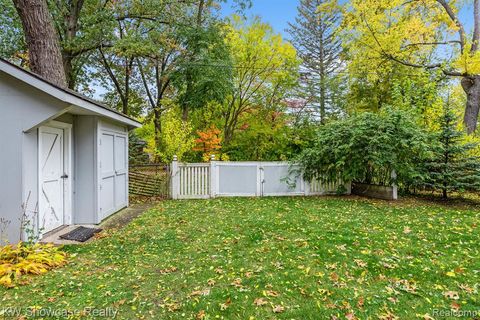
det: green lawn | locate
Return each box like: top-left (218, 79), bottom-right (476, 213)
top-left (1, 197), bottom-right (479, 319)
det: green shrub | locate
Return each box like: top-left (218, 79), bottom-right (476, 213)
top-left (296, 108), bottom-right (432, 187)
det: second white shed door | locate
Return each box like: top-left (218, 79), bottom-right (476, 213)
top-left (99, 131), bottom-right (128, 220)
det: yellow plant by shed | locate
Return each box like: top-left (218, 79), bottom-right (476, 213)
top-left (0, 242), bottom-right (67, 288)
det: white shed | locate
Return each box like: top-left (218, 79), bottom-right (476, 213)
top-left (0, 58), bottom-right (141, 243)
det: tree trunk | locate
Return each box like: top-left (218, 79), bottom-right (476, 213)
top-left (63, 57), bottom-right (76, 89)
top-left (13, 0), bottom-right (67, 88)
top-left (62, 0), bottom-right (85, 89)
top-left (461, 76), bottom-right (480, 134)
top-left (153, 107), bottom-right (162, 158)
top-left (318, 24), bottom-right (326, 124)
top-left (319, 71), bottom-right (326, 124)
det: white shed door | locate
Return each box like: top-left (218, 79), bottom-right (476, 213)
top-left (99, 132), bottom-right (128, 220)
top-left (114, 135), bottom-right (128, 208)
top-left (39, 127), bottom-right (65, 233)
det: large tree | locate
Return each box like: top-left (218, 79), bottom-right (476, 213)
top-left (221, 16), bottom-right (299, 145)
top-left (12, 0), bottom-right (67, 87)
top-left (343, 0), bottom-right (480, 133)
top-left (287, 0), bottom-right (344, 123)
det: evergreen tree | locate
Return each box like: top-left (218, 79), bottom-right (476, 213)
top-left (129, 132), bottom-right (150, 165)
top-left (287, 0), bottom-right (344, 123)
top-left (425, 102), bottom-right (480, 199)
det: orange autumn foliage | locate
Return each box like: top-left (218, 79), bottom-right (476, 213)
top-left (193, 125), bottom-right (222, 158)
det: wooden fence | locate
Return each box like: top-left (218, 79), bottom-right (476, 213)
top-left (177, 163), bottom-right (211, 199)
top-left (129, 164), bottom-right (170, 198)
top-left (170, 157), bottom-right (351, 200)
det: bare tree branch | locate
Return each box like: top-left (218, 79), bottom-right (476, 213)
top-left (436, 0), bottom-right (466, 53)
top-left (99, 47), bottom-right (126, 104)
top-left (362, 14), bottom-right (465, 77)
top-left (137, 59), bottom-right (156, 109)
top-left (385, 53), bottom-right (464, 76)
top-left (402, 40), bottom-right (462, 49)
top-left (473, 0), bottom-right (480, 52)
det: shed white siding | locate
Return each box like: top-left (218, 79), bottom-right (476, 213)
top-left (74, 116), bottom-right (97, 224)
top-left (73, 117), bottom-right (129, 225)
top-left (0, 60), bottom-right (139, 243)
top-left (0, 72), bottom-right (69, 243)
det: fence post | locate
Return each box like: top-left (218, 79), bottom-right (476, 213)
top-left (171, 155), bottom-right (180, 199)
top-left (304, 181), bottom-right (311, 196)
top-left (391, 170), bottom-right (398, 200)
top-left (345, 181), bottom-right (352, 195)
top-left (210, 154), bottom-right (217, 198)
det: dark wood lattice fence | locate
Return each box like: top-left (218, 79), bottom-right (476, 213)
top-left (129, 164), bottom-right (170, 198)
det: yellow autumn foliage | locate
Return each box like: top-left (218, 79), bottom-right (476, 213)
top-left (0, 242), bottom-right (67, 288)
top-left (341, 0), bottom-right (468, 79)
top-left (454, 45), bottom-right (480, 74)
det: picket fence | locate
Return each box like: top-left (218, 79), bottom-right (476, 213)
top-left (170, 156), bottom-right (351, 200)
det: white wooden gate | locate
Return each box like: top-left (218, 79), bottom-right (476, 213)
top-left (171, 157), bottom-right (351, 200)
top-left (175, 163), bottom-right (211, 199)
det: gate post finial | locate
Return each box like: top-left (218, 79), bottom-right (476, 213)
top-left (210, 154), bottom-right (215, 161)
top-left (173, 155), bottom-right (178, 162)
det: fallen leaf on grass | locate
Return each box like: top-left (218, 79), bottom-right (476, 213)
top-left (387, 297), bottom-right (398, 304)
top-left (458, 284), bottom-right (474, 294)
top-left (166, 302), bottom-right (181, 312)
top-left (196, 310), bottom-right (206, 320)
top-left (158, 267), bottom-right (177, 275)
top-left (451, 301), bottom-right (461, 311)
top-left (220, 298), bottom-right (231, 310)
top-left (272, 305), bottom-right (285, 313)
top-left (357, 296), bottom-right (364, 309)
top-left (444, 291), bottom-right (459, 300)
top-left (326, 263), bottom-right (338, 270)
top-left (231, 278), bottom-right (242, 288)
top-left (189, 289), bottom-right (210, 297)
top-left (354, 259), bottom-right (367, 268)
top-left (378, 309), bottom-right (399, 320)
top-left (253, 298), bottom-right (268, 306)
top-left (330, 272), bottom-right (339, 282)
top-left (207, 279), bottom-right (216, 286)
top-left (265, 290), bottom-right (279, 297)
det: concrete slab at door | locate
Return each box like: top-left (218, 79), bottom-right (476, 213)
top-left (39, 127), bottom-right (65, 233)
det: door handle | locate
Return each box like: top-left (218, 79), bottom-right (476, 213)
top-left (61, 174), bottom-right (69, 179)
